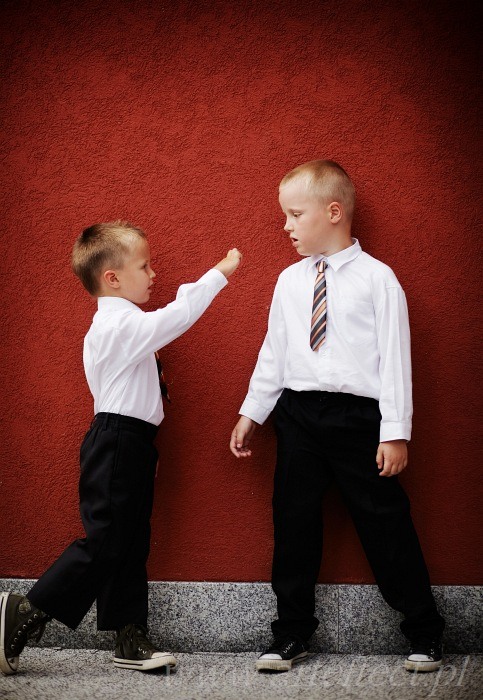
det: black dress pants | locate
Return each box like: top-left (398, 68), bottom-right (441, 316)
top-left (271, 389), bottom-right (445, 643)
top-left (28, 412), bottom-right (158, 631)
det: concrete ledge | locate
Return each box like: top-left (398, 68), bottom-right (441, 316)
top-left (1, 579), bottom-right (481, 653)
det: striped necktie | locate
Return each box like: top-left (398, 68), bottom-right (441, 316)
top-left (310, 260), bottom-right (327, 351)
top-left (155, 352), bottom-right (171, 403)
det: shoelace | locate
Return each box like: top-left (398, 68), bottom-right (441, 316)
top-left (278, 638), bottom-right (299, 656)
top-left (119, 624), bottom-right (156, 654)
top-left (10, 612), bottom-right (49, 655)
top-left (409, 638), bottom-right (440, 656)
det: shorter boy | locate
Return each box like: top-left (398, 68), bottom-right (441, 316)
top-left (230, 160), bottom-right (445, 673)
top-left (1, 221), bottom-right (241, 675)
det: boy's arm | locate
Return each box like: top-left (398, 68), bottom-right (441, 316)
top-left (120, 250), bottom-right (241, 363)
top-left (375, 280), bottom-right (412, 475)
top-left (230, 278), bottom-right (287, 457)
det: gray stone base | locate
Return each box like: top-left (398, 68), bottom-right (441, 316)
top-left (1, 579), bottom-right (481, 653)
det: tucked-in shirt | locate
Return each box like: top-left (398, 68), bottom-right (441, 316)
top-left (239, 239), bottom-right (412, 442)
top-left (84, 269), bottom-right (228, 426)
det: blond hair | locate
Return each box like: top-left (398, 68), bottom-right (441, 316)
top-left (280, 160), bottom-right (356, 221)
top-left (72, 220), bottom-right (146, 295)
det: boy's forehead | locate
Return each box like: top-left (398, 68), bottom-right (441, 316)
top-left (279, 178), bottom-right (317, 206)
top-left (123, 233), bottom-right (149, 255)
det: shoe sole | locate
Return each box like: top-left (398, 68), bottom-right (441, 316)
top-left (113, 653), bottom-right (177, 672)
top-left (256, 651), bottom-right (308, 672)
top-left (405, 659), bottom-right (443, 673)
top-left (0, 593), bottom-right (19, 675)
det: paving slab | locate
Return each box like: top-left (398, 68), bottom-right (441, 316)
top-left (0, 649), bottom-right (481, 700)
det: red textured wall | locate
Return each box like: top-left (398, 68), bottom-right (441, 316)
top-left (0, 0), bottom-right (481, 585)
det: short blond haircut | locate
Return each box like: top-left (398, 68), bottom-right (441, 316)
top-left (72, 220), bottom-right (146, 296)
top-left (280, 160), bottom-right (356, 221)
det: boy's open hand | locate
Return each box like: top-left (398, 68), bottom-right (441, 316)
top-left (215, 248), bottom-right (243, 278)
top-left (376, 440), bottom-right (408, 476)
top-left (230, 416), bottom-right (256, 457)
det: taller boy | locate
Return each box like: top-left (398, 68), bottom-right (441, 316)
top-left (230, 160), bottom-right (444, 672)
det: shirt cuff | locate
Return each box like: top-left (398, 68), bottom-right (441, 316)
top-left (204, 267), bottom-right (229, 290)
top-left (380, 421), bottom-right (412, 442)
top-left (239, 397), bottom-right (272, 425)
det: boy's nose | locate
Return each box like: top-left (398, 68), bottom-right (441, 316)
top-left (284, 221), bottom-right (293, 232)
top-left (150, 268), bottom-right (156, 279)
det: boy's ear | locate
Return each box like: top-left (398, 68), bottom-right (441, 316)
top-left (103, 269), bottom-right (121, 289)
top-left (328, 202), bottom-right (342, 223)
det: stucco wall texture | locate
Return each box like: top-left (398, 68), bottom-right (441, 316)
top-left (0, 0), bottom-right (481, 585)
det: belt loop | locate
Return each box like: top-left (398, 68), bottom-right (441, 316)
top-left (102, 412), bottom-right (110, 430)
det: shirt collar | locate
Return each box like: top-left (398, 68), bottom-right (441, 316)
top-left (97, 296), bottom-right (140, 312)
top-left (310, 238), bottom-right (362, 272)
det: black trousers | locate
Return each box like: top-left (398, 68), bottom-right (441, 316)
top-left (271, 389), bottom-right (445, 643)
top-left (28, 413), bottom-right (158, 631)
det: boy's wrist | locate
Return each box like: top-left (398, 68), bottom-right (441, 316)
top-left (214, 262), bottom-right (230, 279)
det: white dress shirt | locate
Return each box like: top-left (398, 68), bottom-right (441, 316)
top-left (239, 239), bottom-right (412, 442)
top-left (84, 268), bottom-right (227, 426)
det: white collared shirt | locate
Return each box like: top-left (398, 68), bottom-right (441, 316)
top-left (84, 268), bottom-right (227, 426)
top-left (240, 239), bottom-right (412, 442)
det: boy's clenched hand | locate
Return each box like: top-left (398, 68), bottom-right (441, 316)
top-left (215, 248), bottom-right (243, 278)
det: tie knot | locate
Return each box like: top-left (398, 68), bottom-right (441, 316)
top-left (318, 260), bottom-right (326, 273)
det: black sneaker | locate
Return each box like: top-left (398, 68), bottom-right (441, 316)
top-left (256, 636), bottom-right (309, 672)
top-left (405, 638), bottom-right (443, 672)
top-left (113, 623), bottom-right (177, 672)
top-left (0, 592), bottom-right (51, 675)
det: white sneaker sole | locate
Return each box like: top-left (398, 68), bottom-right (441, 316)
top-left (404, 658), bottom-right (443, 672)
top-left (256, 651), bottom-right (308, 672)
top-left (113, 653), bottom-right (177, 672)
top-left (0, 593), bottom-right (19, 675)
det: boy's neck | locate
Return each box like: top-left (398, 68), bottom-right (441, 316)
top-left (97, 292), bottom-right (124, 299)
top-left (96, 293), bottom-right (139, 307)
top-left (320, 230), bottom-right (354, 258)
